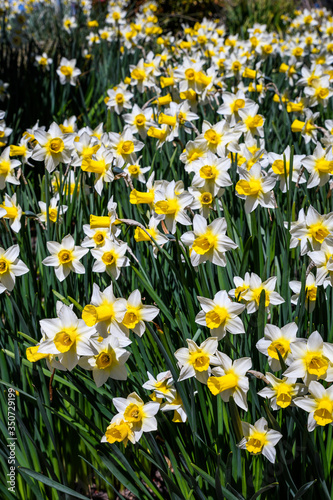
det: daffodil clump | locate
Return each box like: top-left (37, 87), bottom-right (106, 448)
top-left (3, 1), bottom-right (333, 498)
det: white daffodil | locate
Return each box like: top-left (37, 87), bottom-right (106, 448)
top-left (160, 391), bottom-right (187, 423)
top-left (108, 127), bottom-right (144, 168)
top-left (256, 322), bottom-right (300, 371)
top-left (289, 206), bottom-right (333, 255)
top-left (188, 187), bottom-right (221, 219)
top-left (174, 337), bottom-right (219, 384)
top-left (240, 273), bottom-right (285, 313)
top-left (0, 244), bottom-right (29, 293)
top-left (196, 119), bottom-right (243, 157)
top-left (294, 380), bottom-right (333, 431)
top-left (235, 164), bottom-right (276, 213)
top-left (56, 57), bottom-right (81, 86)
top-left (101, 417), bottom-right (135, 447)
top-left (42, 234), bottom-right (88, 282)
top-left (142, 371), bottom-right (176, 402)
top-left (180, 140), bottom-right (208, 173)
top-left (37, 197), bottom-right (68, 226)
top-left (123, 159), bottom-right (151, 183)
top-left (81, 145), bottom-right (114, 196)
top-left (106, 85), bottom-right (134, 115)
top-left (191, 153), bottom-right (232, 196)
top-left (302, 142), bottom-right (333, 188)
top-left (37, 303), bottom-right (98, 371)
top-left (207, 353), bottom-right (252, 410)
top-left (79, 335), bottom-right (131, 387)
top-left (81, 225), bottom-right (113, 248)
top-left (257, 373), bottom-right (305, 410)
top-left (308, 241), bottom-right (333, 286)
top-left (0, 147), bottom-right (20, 189)
top-left (153, 180), bottom-right (193, 234)
top-left (217, 90), bottom-right (253, 125)
top-left (283, 330), bottom-right (333, 386)
top-left (112, 392), bottom-right (160, 441)
top-left (237, 417), bottom-right (282, 463)
top-left (195, 290), bottom-right (245, 340)
top-left (289, 272), bottom-right (319, 313)
top-left (181, 215), bottom-right (238, 267)
top-left (91, 239), bottom-right (129, 280)
top-left (82, 283), bottom-right (127, 337)
top-left (118, 289), bottom-right (160, 338)
top-left (123, 104), bottom-right (156, 139)
top-left (32, 122), bottom-right (73, 173)
top-left (268, 146), bottom-right (306, 192)
top-left (0, 192), bottom-right (22, 233)
top-left (133, 215), bottom-right (169, 257)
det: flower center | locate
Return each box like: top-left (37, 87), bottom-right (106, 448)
top-left (93, 231), bottom-right (106, 245)
top-left (315, 158), bottom-right (333, 174)
top-left (267, 339), bottom-right (291, 360)
top-left (117, 140), bottom-right (134, 155)
top-left (60, 65), bottom-right (73, 76)
top-left (54, 328), bottom-right (78, 353)
top-left (204, 129), bottom-right (220, 145)
top-left (47, 138), bottom-right (64, 154)
top-left (207, 372), bottom-right (239, 395)
top-left (185, 68), bottom-right (196, 80)
top-left (115, 93), bottom-right (124, 104)
top-left (131, 68), bottom-right (146, 81)
top-left (275, 383), bottom-right (293, 408)
top-left (58, 249), bottom-right (73, 264)
top-left (236, 178), bottom-right (263, 196)
top-left (200, 165), bottom-right (218, 179)
top-left (306, 284), bottom-right (317, 302)
top-left (0, 258), bottom-right (9, 274)
top-left (246, 431), bottom-right (267, 454)
top-left (231, 98), bottom-right (245, 113)
top-left (102, 251), bottom-right (116, 266)
top-left (205, 306), bottom-right (229, 329)
top-left (314, 398), bottom-right (333, 426)
top-left (304, 352), bottom-right (328, 376)
top-left (192, 230), bottom-right (218, 255)
top-left (272, 159), bottom-right (290, 175)
top-left (82, 303), bottom-right (115, 326)
top-left (128, 164), bottom-right (139, 175)
top-left (123, 308), bottom-right (140, 329)
top-left (124, 403), bottom-right (143, 423)
top-left (0, 160), bottom-right (10, 176)
top-left (96, 351), bottom-right (113, 369)
top-left (189, 350), bottom-right (210, 372)
top-left (245, 115), bottom-right (263, 130)
top-left (200, 192), bottom-right (213, 205)
top-left (154, 198), bottom-right (180, 215)
top-left (134, 114), bottom-right (146, 127)
top-left (308, 222), bottom-right (329, 243)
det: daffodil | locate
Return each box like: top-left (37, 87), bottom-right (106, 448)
top-left (294, 380), bottom-right (333, 431)
top-left (81, 145), bottom-right (114, 195)
top-left (268, 146), bottom-right (306, 192)
top-left (181, 215), bottom-right (238, 267)
top-left (0, 244), bottom-right (29, 292)
top-left (160, 391), bottom-right (187, 423)
top-left (108, 127), bottom-right (144, 168)
top-left (106, 84), bottom-right (134, 115)
top-left (37, 303), bottom-right (98, 371)
top-left (235, 164), bottom-right (276, 213)
top-left (118, 289), bottom-right (160, 337)
top-left (82, 283), bottom-right (127, 337)
top-left (0, 193), bottom-right (22, 233)
top-left (112, 392), bottom-right (160, 441)
top-left (101, 417), bottom-right (135, 447)
top-left (257, 373), bottom-right (305, 410)
top-left (289, 206), bottom-right (333, 255)
top-left (302, 143), bottom-right (333, 188)
top-left (191, 153), bottom-right (232, 195)
top-left (42, 234), bottom-right (89, 282)
top-left (195, 290), bottom-right (245, 340)
top-left (142, 371), bottom-right (176, 402)
top-left (153, 180), bottom-right (193, 234)
top-left (56, 57), bottom-right (81, 86)
top-left (207, 353), bottom-right (252, 410)
top-left (79, 335), bottom-right (131, 387)
top-left (308, 241), bottom-right (333, 286)
top-left (289, 272), bottom-right (319, 313)
top-left (123, 104), bottom-right (156, 139)
top-left (174, 337), bottom-right (219, 383)
top-left (37, 197), bottom-right (68, 226)
top-left (237, 417), bottom-right (282, 463)
top-left (256, 322), bottom-right (300, 371)
top-left (91, 239), bottom-right (129, 279)
top-left (0, 147), bottom-right (20, 189)
top-left (283, 330), bottom-right (333, 386)
top-left (240, 273), bottom-right (285, 313)
top-left (32, 122), bottom-right (73, 173)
